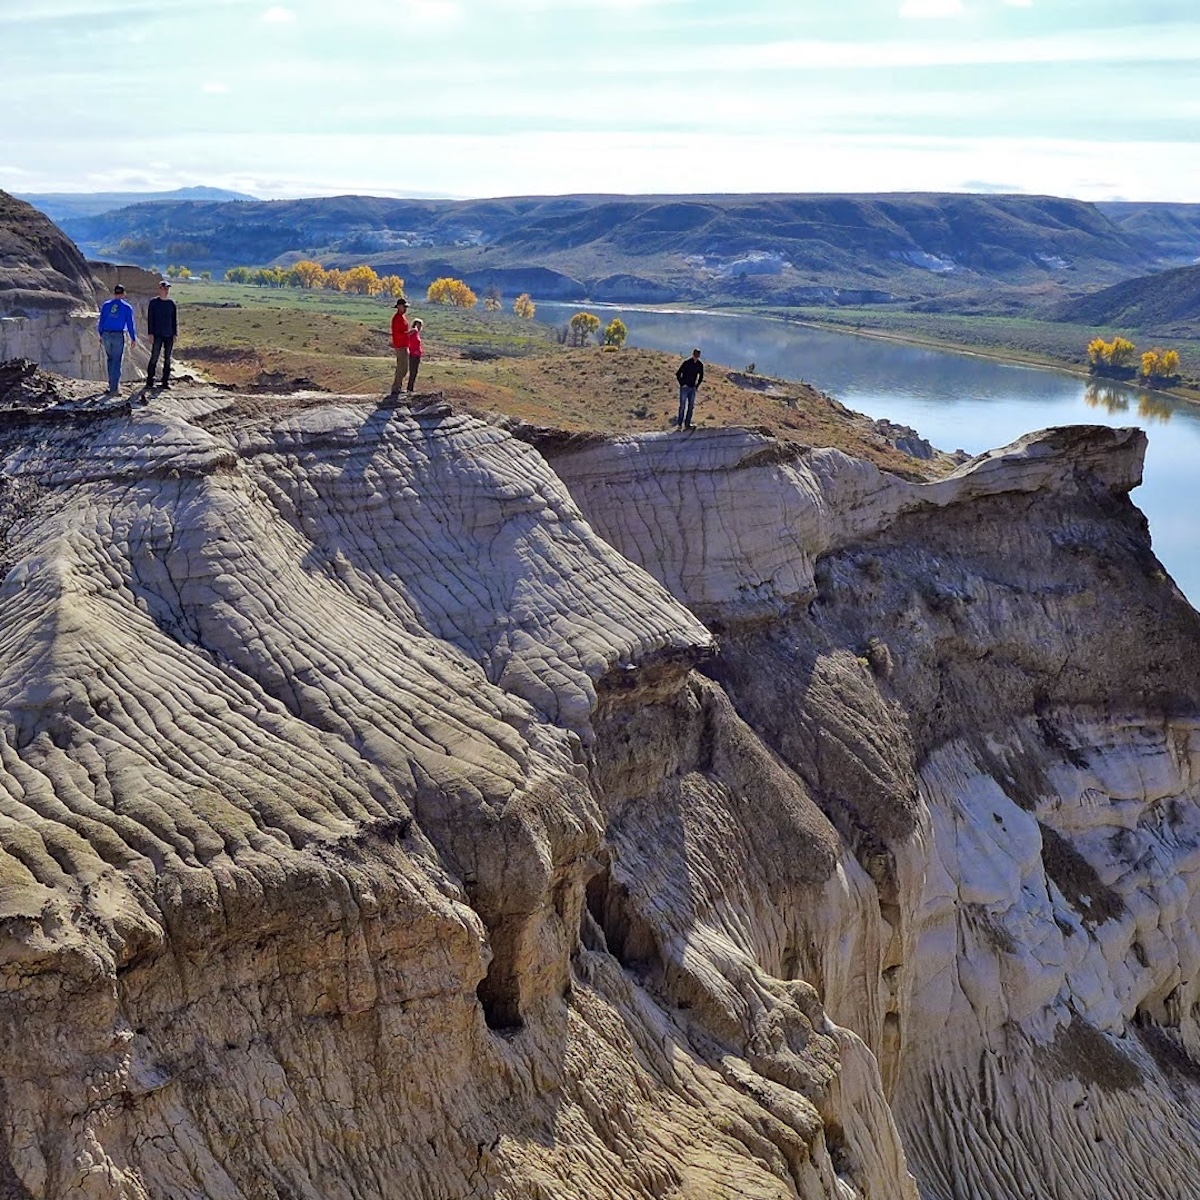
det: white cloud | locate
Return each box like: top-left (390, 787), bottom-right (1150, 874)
top-left (1004, 0), bottom-right (1034, 6)
top-left (261, 5), bottom-right (296, 23)
top-left (202, 81), bottom-right (230, 94)
top-left (899, 0), bottom-right (964, 16)
top-left (405, 0), bottom-right (461, 28)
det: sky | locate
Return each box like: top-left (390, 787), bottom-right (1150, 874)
top-left (3, 0), bottom-right (1198, 203)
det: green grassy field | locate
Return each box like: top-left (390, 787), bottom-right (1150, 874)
top-left (168, 279), bottom-right (557, 391)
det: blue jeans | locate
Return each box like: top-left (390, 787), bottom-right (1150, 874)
top-left (101, 331), bottom-right (126, 392)
top-left (677, 385), bottom-right (697, 427)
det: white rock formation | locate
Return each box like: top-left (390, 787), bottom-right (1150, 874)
top-left (0, 192), bottom-right (150, 384)
top-left (548, 421), bottom-right (1200, 1200)
top-left (3, 383), bottom-right (1199, 1200)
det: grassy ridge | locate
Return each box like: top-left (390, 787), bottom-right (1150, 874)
top-left (166, 279), bottom-right (940, 481)
top-left (173, 280), bottom-right (555, 392)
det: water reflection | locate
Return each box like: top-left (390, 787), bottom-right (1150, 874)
top-left (1085, 383), bottom-right (1130, 414)
top-left (1084, 382), bottom-right (1174, 423)
top-left (535, 302), bottom-right (1200, 604)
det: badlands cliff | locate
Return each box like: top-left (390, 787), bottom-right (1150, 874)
top-left (0, 193), bottom-right (149, 385)
top-left (2, 369), bottom-right (1200, 1200)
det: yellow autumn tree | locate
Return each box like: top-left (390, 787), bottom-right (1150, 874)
top-left (427, 277), bottom-right (478, 307)
top-left (342, 265), bottom-right (383, 295)
top-left (603, 317), bottom-right (628, 347)
top-left (380, 274), bottom-right (406, 298)
top-left (293, 259), bottom-right (327, 289)
top-left (1140, 347), bottom-right (1181, 381)
top-left (569, 311), bottom-right (601, 346)
top-left (513, 293), bottom-right (536, 319)
top-left (1087, 335), bottom-right (1138, 374)
top-left (324, 268), bottom-right (347, 293)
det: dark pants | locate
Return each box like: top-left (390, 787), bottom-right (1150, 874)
top-left (406, 355), bottom-right (422, 393)
top-left (676, 384), bottom-right (697, 428)
top-left (147, 336), bottom-right (174, 384)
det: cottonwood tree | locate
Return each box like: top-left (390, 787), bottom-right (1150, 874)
top-left (343, 265), bottom-right (384, 295)
top-left (513, 293), bottom-right (536, 319)
top-left (603, 317), bottom-right (628, 347)
top-left (1140, 348), bottom-right (1181, 382)
top-left (293, 259), bottom-right (327, 289)
top-left (1087, 335), bottom-right (1138, 374)
top-left (569, 311), bottom-right (601, 345)
top-left (483, 284), bottom-right (502, 312)
top-left (427, 277), bottom-right (478, 307)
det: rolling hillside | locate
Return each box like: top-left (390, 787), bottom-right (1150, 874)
top-left (48, 191), bottom-right (1179, 308)
top-left (1052, 261), bottom-right (1200, 336)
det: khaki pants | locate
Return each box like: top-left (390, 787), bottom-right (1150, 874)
top-left (390, 347), bottom-right (409, 394)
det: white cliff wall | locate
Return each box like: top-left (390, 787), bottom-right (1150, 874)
top-left (0, 395), bottom-right (921, 1200)
top-left (5, 388), bottom-right (1200, 1200)
top-left (0, 263), bottom-right (157, 384)
top-left (548, 423), bottom-right (1200, 1200)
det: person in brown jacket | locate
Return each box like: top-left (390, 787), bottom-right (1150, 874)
top-left (388, 298), bottom-right (410, 396)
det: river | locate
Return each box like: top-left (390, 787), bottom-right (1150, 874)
top-left (535, 303), bottom-right (1198, 605)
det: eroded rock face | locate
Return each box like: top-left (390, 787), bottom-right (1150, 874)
top-left (0, 193), bottom-right (148, 384)
top-left (0, 193), bottom-right (96, 315)
top-left (4, 385), bottom-right (1198, 1200)
top-left (551, 422), bottom-right (1200, 1199)
top-left (0, 390), bottom-right (920, 1199)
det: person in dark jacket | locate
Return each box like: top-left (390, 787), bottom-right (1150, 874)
top-left (97, 283), bottom-right (137, 395)
top-left (145, 280), bottom-right (178, 387)
top-left (674, 348), bottom-right (704, 429)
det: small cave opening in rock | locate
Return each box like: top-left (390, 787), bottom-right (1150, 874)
top-left (585, 867), bottom-right (661, 976)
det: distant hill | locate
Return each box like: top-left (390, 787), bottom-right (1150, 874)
top-left (51, 191), bottom-right (1177, 308)
top-left (1052, 261), bottom-right (1200, 336)
top-left (1097, 202), bottom-right (1200, 265)
top-left (17, 186), bottom-right (257, 223)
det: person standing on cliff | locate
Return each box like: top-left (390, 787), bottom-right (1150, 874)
top-left (145, 279), bottom-right (177, 388)
top-left (674, 347), bottom-right (704, 430)
top-left (406, 318), bottom-right (424, 393)
top-left (388, 297), bottom-right (410, 398)
top-left (97, 283), bottom-right (137, 396)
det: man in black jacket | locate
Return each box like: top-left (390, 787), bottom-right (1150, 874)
top-left (146, 280), bottom-right (178, 388)
top-left (674, 348), bottom-right (703, 429)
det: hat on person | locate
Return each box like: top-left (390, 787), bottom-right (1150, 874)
top-left (395, 297), bottom-right (408, 307)
top-left (158, 279), bottom-right (171, 288)
top-left (113, 284), bottom-right (126, 294)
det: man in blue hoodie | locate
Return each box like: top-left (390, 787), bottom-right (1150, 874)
top-left (97, 283), bottom-right (137, 395)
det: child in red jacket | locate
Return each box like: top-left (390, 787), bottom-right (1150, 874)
top-left (406, 319), bottom-right (423, 393)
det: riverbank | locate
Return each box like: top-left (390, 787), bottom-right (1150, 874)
top-left (778, 306), bottom-right (1200, 405)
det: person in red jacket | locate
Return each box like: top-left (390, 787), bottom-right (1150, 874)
top-left (406, 319), bottom-right (423, 393)
top-left (388, 297), bottom-right (410, 396)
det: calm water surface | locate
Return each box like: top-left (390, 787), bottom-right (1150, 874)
top-left (537, 303), bottom-right (1198, 605)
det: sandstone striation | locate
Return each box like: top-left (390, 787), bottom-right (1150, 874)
top-left (2, 380), bottom-right (1199, 1200)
